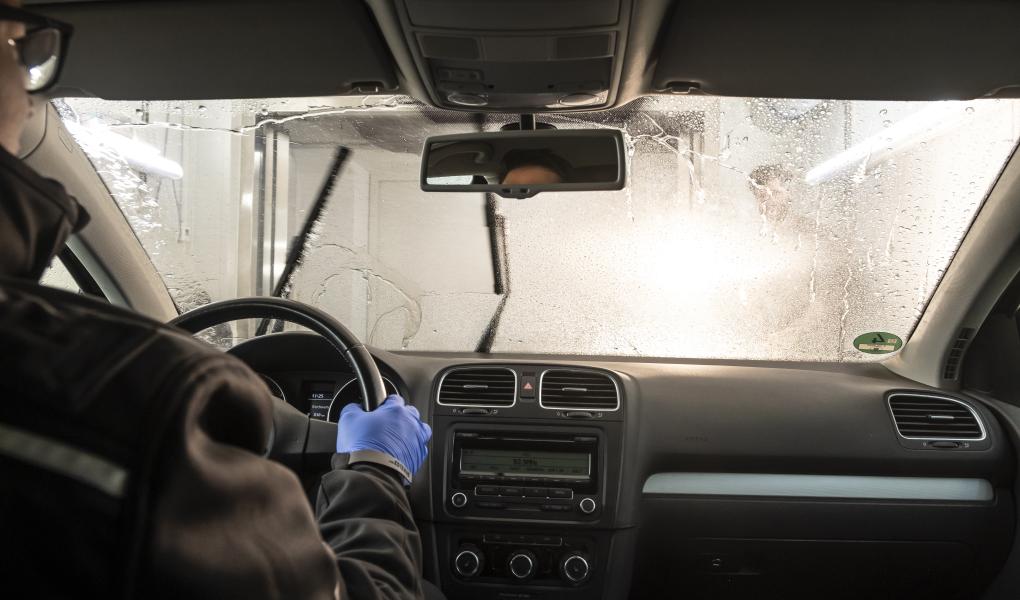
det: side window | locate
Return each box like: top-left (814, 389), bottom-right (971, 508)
top-left (40, 258), bottom-right (81, 293)
top-left (38, 248), bottom-right (107, 301)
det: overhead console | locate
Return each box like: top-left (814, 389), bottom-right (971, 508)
top-left (368, 0), bottom-right (633, 111)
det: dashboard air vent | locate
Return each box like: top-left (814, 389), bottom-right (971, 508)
top-left (540, 370), bottom-right (620, 411)
top-left (437, 368), bottom-right (516, 407)
top-left (888, 394), bottom-right (984, 440)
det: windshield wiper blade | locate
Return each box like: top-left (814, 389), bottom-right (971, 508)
top-left (256, 146), bottom-right (350, 336)
top-left (475, 192), bottom-right (510, 353)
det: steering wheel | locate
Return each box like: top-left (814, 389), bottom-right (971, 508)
top-left (169, 297), bottom-right (386, 462)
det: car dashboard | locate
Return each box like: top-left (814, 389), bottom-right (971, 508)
top-left (230, 332), bottom-right (1015, 600)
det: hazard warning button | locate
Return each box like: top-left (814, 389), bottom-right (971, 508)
top-left (520, 375), bottom-right (537, 399)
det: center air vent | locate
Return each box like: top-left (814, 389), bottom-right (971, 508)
top-left (539, 369), bottom-right (620, 411)
top-left (437, 368), bottom-right (516, 407)
top-left (888, 393), bottom-right (985, 440)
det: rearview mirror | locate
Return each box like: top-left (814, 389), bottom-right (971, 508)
top-left (420, 129), bottom-right (626, 199)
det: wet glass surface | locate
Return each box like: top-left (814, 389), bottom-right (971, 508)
top-left (59, 95), bottom-right (1020, 360)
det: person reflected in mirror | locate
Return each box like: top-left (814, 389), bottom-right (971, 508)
top-left (499, 149), bottom-right (568, 185)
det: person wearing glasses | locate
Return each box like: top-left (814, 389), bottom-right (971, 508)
top-left (0, 2), bottom-right (438, 600)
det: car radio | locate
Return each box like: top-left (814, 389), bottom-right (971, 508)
top-left (445, 430), bottom-right (602, 519)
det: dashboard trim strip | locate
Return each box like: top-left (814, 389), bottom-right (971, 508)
top-left (642, 472), bottom-right (994, 502)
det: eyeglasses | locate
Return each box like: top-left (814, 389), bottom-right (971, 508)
top-left (0, 5), bottom-right (72, 94)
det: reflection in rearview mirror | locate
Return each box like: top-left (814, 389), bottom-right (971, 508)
top-left (421, 129), bottom-right (626, 198)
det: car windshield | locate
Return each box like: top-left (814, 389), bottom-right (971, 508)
top-left (56, 95), bottom-right (1020, 361)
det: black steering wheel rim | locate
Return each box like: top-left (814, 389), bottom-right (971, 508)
top-left (168, 297), bottom-right (386, 411)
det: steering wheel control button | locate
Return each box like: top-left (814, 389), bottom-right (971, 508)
top-left (508, 551), bottom-right (536, 580)
top-left (454, 548), bottom-right (484, 578)
top-left (578, 497), bottom-right (598, 514)
top-left (561, 553), bottom-right (592, 584)
top-left (450, 492), bottom-right (468, 508)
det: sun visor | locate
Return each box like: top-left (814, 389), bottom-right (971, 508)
top-left (653, 0), bottom-right (1020, 100)
top-left (30, 0), bottom-right (399, 100)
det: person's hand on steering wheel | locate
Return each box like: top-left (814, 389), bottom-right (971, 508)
top-left (338, 394), bottom-right (431, 485)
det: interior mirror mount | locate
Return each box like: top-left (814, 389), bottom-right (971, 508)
top-left (420, 129), bottom-right (626, 199)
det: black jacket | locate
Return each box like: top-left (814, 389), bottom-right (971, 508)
top-left (0, 146), bottom-right (424, 599)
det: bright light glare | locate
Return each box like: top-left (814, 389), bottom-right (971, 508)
top-left (65, 119), bottom-right (184, 180)
top-left (805, 103), bottom-right (973, 185)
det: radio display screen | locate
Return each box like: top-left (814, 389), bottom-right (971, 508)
top-left (460, 448), bottom-right (590, 479)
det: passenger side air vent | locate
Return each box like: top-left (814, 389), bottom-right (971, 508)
top-left (888, 393), bottom-right (985, 440)
top-left (540, 369), bottom-right (620, 411)
top-left (437, 368), bottom-right (516, 407)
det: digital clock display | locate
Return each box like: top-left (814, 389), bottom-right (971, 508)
top-left (305, 381), bottom-right (334, 421)
top-left (460, 448), bottom-right (590, 479)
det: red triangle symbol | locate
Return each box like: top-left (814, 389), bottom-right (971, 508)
top-left (523, 382), bottom-right (533, 390)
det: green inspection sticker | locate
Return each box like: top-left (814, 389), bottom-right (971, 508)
top-left (853, 331), bottom-right (903, 354)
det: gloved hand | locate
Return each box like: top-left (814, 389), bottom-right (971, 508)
top-left (338, 394), bottom-right (432, 484)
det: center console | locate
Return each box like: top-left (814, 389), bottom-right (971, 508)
top-left (425, 365), bottom-right (633, 600)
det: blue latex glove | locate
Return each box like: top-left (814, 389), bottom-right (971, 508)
top-left (338, 394), bottom-right (432, 483)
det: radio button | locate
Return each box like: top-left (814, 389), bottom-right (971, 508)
top-left (499, 486), bottom-right (523, 496)
top-left (524, 487), bottom-right (548, 497)
top-left (476, 485), bottom-right (500, 496)
top-left (541, 504), bottom-right (571, 512)
top-left (450, 492), bottom-right (468, 508)
top-left (548, 488), bottom-right (573, 499)
top-left (477, 501), bottom-right (506, 509)
top-left (578, 497), bottom-right (598, 514)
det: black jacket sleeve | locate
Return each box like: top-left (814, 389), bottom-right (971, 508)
top-left (316, 457), bottom-right (425, 600)
top-left (0, 145), bottom-right (89, 281)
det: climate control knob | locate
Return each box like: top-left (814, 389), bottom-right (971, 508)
top-left (453, 547), bottom-right (483, 578)
top-left (560, 553), bottom-right (591, 584)
top-left (508, 550), bottom-right (536, 580)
